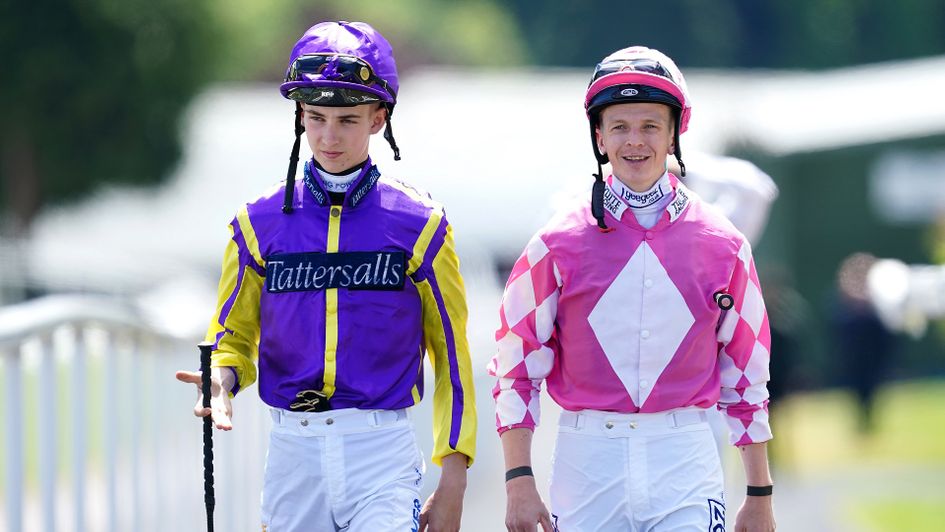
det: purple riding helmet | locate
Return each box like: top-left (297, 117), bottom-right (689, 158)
top-left (279, 21), bottom-right (401, 213)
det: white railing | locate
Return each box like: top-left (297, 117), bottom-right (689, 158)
top-left (0, 295), bottom-right (269, 532)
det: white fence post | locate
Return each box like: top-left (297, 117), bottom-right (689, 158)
top-left (72, 326), bottom-right (87, 532)
top-left (38, 334), bottom-right (57, 532)
top-left (4, 345), bottom-right (24, 532)
top-left (104, 332), bottom-right (118, 532)
top-left (130, 335), bottom-right (141, 532)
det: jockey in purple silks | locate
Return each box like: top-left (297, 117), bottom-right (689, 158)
top-left (178, 20), bottom-right (476, 532)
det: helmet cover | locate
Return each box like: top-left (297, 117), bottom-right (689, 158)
top-left (585, 46), bottom-right (691, 133)
top-left (280, 21), bottom-right (398, 106)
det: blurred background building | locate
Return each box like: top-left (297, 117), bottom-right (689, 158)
top-left (3, 1), bottom-right (945, 531)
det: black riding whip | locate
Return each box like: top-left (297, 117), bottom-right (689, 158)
top-left (198, 342), bottom-right (216, 532)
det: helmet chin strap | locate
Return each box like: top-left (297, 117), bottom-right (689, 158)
top-left (383, 110), bottom-right (401, 161)
top-left (676, 154), bottom-right (686, 176)
top-left (673, 113), bottom-right (685, 177)
top-left (588, 119), bottom-right (612, 232)
top-left (591, 161), bottom-right (614, 233)
top-left (282, 103), bottom-right (305, 214)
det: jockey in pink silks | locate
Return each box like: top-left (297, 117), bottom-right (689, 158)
top-left (490, 46), bottom-right (776, 532)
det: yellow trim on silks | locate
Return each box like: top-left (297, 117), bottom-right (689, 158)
top-left (322, 206), bottom-right (343, 398)
top-left (214, 264), bottom-right (263, 390)
top-left (417, 222), bottom-right (477, 467)
top-left (414, 279), bottom-right (447, 460)
top-left (432, 224), bottom-right (478, 463)
top-left (407, 208), bottom-right (443, 275)
top-left (410, 348), bottom-right (423, 404)
top-left (204, 232), bottom-right (239, 342)
top-left (205, 229), bottom-right (262, 392)
top-left (236, 205), bottom-right (265, 268)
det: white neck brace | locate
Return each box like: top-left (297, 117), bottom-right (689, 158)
top-left (609, 172), bottom-right (671, 209)
top-left (316, 166), bottom-right (361, 193)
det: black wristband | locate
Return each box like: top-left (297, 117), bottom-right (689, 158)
top-left (746, 485), bottom-right (773, 496)
top-left (505, 466), bottom-right (534, 482)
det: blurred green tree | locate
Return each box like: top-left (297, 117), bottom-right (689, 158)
top-left (0, 0), bottom-right (526, 237)
top-left (11, 0), bottom-right (941, 235)
top-left (0, 0), bottom-right (219, 235)
top-left (505, 0), bottom-right (945, 69)
top-left (205, 0), bottom-right (529, 83)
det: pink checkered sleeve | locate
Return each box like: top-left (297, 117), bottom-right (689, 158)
top-left (487, 234), bottom-right (561, 434)
top-left (716, 240), bottom-right (773, 446)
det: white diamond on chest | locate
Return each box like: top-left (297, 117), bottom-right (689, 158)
top-left (587, 242), bottom-right (695, 407)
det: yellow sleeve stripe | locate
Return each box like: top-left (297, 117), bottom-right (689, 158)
top-left (205, 230), bottom-right (261, 392)
top-left (415, 222), bottom-right (477, 466)
top-left (205, 231), bottom-right (239, 342)
top-left (322, 206), bottom-right (342, 398)
top-left (414, 277), bottom-right (451, 465)
top-left (408, 209), bottom-right (443, 275)
top-left (216, 264), bottom-right (263, 391)
top-left (236, 205), bottom-right (265, 268)
top-left (430, 226), bottom-right (477, 465)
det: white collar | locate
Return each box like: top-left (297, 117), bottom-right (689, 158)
top-left (315, 166), bottom-right (361, 193)
top-left (608, 173), bottom-right (671, 208)
top-left (601, 172), bottom-right (692, 224)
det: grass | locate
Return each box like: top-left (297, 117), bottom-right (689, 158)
top-left (770, 379), bottom-right (945, 471)
top-left (848, 499), bottom-right (945, 532)
top-left (767, 379), bottom-right (945, 532)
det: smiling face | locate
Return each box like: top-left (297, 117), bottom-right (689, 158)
top-left (596, 102), bottom-right (675, 191)
top-left (302, 103), bottom-right (387, 173)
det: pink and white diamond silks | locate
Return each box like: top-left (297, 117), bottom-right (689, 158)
top-left (487, 234), bottom-right (559, 433)
top-left (489, 175), bottom-right (772, 446)
top-left (717, 240), bottom-right (773, 445)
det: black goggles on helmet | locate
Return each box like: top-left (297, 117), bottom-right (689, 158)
top-left (286, 86), bottom-right (383, 106)
top-left (591, 58), bottom-right (677, 85)
top-left (286, 53), bottom-right (393, 96)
